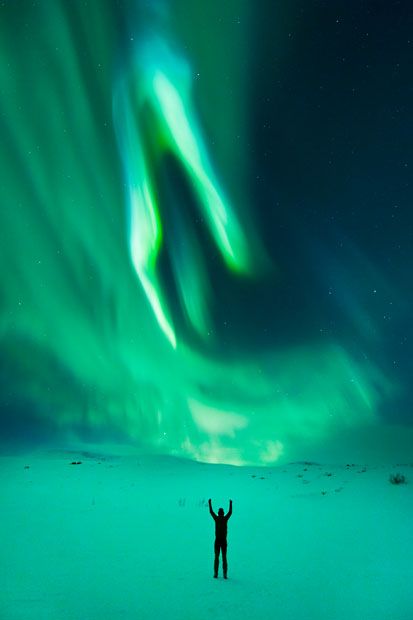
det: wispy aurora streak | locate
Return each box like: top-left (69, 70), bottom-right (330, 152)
top-left (0, 1), bottom-right (399, 464)
top-left (113, 37), bottom-right (253, 346)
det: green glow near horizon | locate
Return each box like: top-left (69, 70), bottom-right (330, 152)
top-left (0, 2), bottom-right (398, 465)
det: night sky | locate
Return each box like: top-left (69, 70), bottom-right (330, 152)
top-left (0, 0), bottom-right (412, 464)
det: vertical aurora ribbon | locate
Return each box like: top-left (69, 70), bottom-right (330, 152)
top-left (113, 36), bottom-right (253, 347)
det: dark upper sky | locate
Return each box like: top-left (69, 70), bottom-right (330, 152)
top-left (207, 1), bottom-right (413, 400)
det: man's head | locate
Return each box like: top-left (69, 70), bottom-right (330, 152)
top-left (218, 508), bottom-right (224, 516)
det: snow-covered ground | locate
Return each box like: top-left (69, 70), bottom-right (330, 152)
top-left (1, 444), bottom-right (412, 620)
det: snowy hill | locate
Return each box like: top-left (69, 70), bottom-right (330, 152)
top-left (1, 446), bottom-right (412, 620)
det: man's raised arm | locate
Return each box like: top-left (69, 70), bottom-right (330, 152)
top-left (226, 499), bottom-right (233, 519)
top-left (208, 498), bottom-right (217, 519)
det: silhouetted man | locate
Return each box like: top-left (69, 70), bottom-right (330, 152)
top-left (208, 498), bottom-right (232, 579)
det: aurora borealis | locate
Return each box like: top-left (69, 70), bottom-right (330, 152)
top-left (113, 33), bottom-right (256, 347)
top-left (0, 1), bottom-right (412, 464)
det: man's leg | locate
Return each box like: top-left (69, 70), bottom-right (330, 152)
top-left (214, 540), bottom-right (220, 578)
top-left (222, 542), bottom-right (228, 578)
